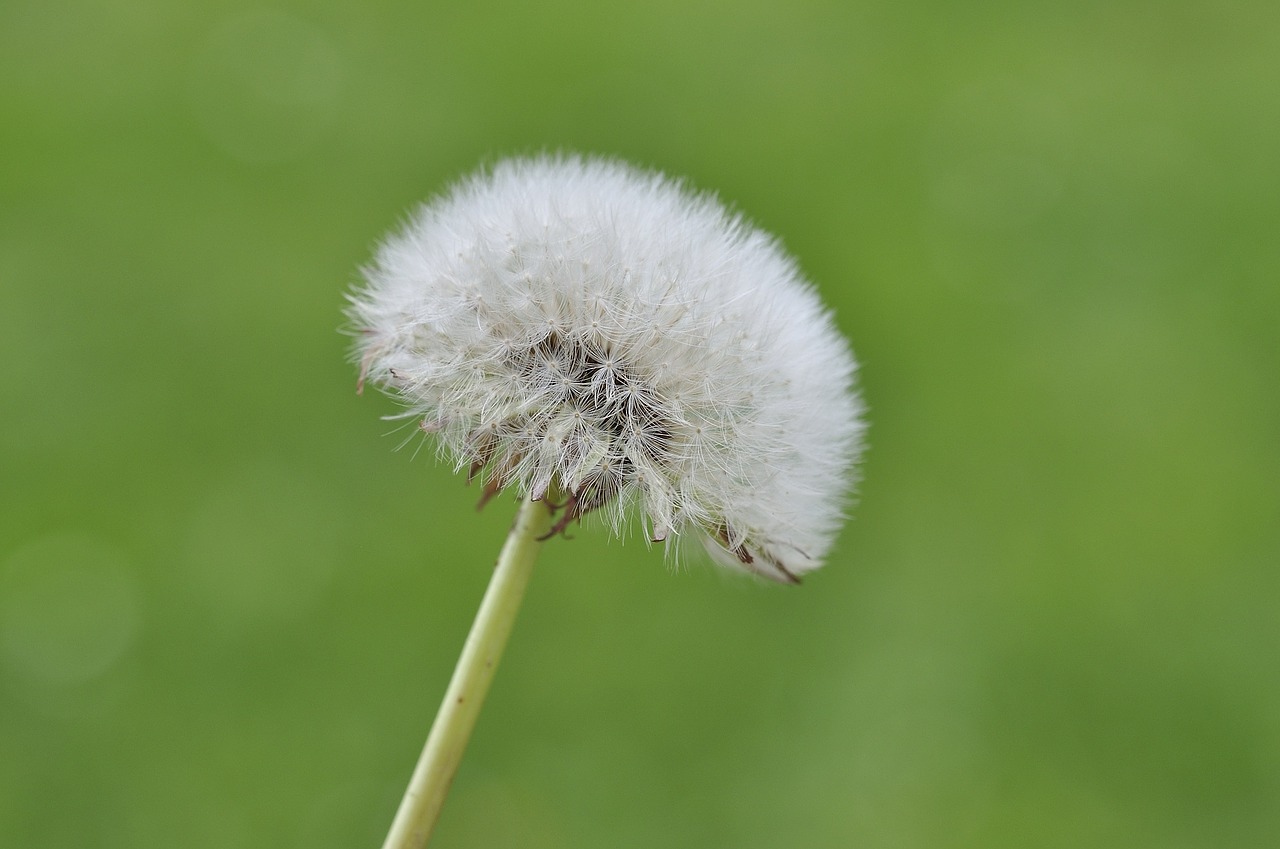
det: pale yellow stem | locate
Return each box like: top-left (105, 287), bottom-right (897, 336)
top-left (381, 496), bottom-right (554, 849)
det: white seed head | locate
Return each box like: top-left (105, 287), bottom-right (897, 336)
top-left (349, 155), bottom-right (866, 582)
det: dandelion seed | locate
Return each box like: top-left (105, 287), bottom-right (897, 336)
top-left (351, 156), bottom-right (869, 848)
top-left (349, 154), bottom-right (866, 582)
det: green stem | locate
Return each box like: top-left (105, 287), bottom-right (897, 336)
top-left (381, 496), bottom-right (554, 849)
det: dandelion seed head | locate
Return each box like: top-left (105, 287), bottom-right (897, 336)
top-left (349, 155), bottom-right (866, 581)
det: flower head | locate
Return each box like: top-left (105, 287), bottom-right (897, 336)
top-left (349, 155), bottom-right (865, 581)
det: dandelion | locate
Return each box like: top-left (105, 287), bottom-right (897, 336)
top-left (349, 154), bottom-right (866, 848)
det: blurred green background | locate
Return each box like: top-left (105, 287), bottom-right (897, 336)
top-left (2, 0), bottom-right (1277, 847)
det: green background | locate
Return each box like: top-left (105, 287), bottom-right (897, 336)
top-left (2, 1), bottom-right (1277, 847)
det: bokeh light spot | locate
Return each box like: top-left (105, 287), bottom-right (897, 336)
top-left (0, 533), bottom-right (141, 686)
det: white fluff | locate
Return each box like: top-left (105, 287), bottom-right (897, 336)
top-left (349, 155), bottom-right (866, 581)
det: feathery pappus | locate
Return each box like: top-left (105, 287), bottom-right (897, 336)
top-left (349, 155), bottom-right (866, 582)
